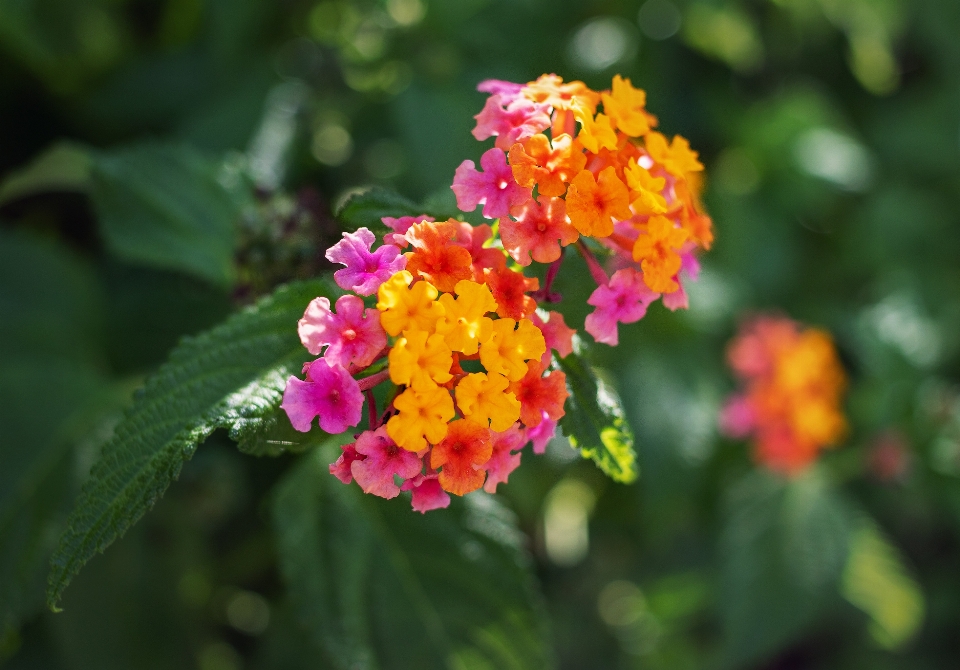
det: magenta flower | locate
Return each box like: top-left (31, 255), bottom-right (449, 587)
top-left (452, 148), bottom-right (531, 220)
top-left (719, 395), bottom-right (755, 439)
top-left (381, 214), bottom-right (434, 248)
top-left (525, 411), bottom-right (557, 455)
top-left (350, 427), bottom-right (423, 499)
top-left (472, 94), bottom-right (551, 150)
top-left (281, 359), bottom-right (363, 433)
top-left (401, 473), bottom-right (451, 513)
top-left (530, 311), bottom-right (576, 367)
top-left (330, 443), bottom-right (366, 484)
top-left (483, 425), bottom-right (525, 493)
top-left (298, 295), bottom-right (386, 368)
top-left (325, 227), bottom-right (406, 296)
top-left (584, 268), bottom-right (660, 346)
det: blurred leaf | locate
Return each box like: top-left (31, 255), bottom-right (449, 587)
top-left (335, 187), bottom-right (423, 234)
top-left (90, 143), bottom-right (242, 287)
top-left (718, 468), bottom-right (851, 668)
top-left (46, 277), bottom-right (334, 609)
top-left (0, 142), bottom-right (91, 206)
top-left (841, 517), bottom-right (924, 649)
top-left (272, 446), bottom-right (553, 670)
top-left (0, 231), bottom-right (113, 634)
top-left (556, 344), bottom-right (638, 484)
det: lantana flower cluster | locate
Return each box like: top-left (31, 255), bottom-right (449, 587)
top-left (719, 316), bottom-right (848, 474)
top-left (453, 74), bottom-right (714, 346)
top-left (281, 73), bottom-right (715, 511)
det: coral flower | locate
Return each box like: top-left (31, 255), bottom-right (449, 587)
top-left (400, 473), bottom-right (451, 513)
top-left (483, 266), bottom-right (539, 320)
top-left (297, 295), bottom-right (386, 368)
top-left (483, 425), bottom-right (526, 493)
top-left (508, 134), bottom-right (586, 197)
top-left (387, 379), bottom-right (455, 452)
top-left (509, 361), bottom-right (568, 427)
top-left (479, 318), bottom-right (546, 381)
top-left (404, 219), bottom-right (474, 293)
top-left (329, 443), bottom-right (365, 484)
top-left (500, 195), bottom-right (578, 266)
top-left (530, 310), bottom-right (576, 366)
top-left (325, 227), bottom-right (406, 296)
top-left (281, 359), bottom-right (363, 434)
top-left (430, 419), bottom-right (493, 496)
top-left (452, 147), bottom-right (531, 219)
top-left (632, 215), bottom-right (690, 293)
top-left (566, 167), bottom-right (631, 238)
top-left (388, 331), bottom-right (454, 387)
top-left (350, 427), bottom-right (424, 499)
top-left (455, 371), bottom-right (522, 432)
top-left (376, 270), bottom-right (444, 336)
top-left (451, 222), bottom-right (506, 281)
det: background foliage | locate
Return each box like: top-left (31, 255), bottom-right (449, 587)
top-left (1, 0), bottom-right (959, 668)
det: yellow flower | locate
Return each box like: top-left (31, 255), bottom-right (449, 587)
top-left (436, 280), bottom-right (498, 355)
top-left (388, 331), bottom-right (454, 387)
top-left (376, 271), bottom-right (444, 337)
top-left (572, 101), bottom-right (617, 154)
top-left (601, 75), bottom-right (652, 138)
top-left (386, 379), bottom-right (455, 451)
top-left (455, 372), bottom-right (521, 432)
top-left (479, 318), bottom-right (546, 381)
top-left (624, 158), bottom-right (667, 215)
top-left (645, 131), bottom-right (704, 179)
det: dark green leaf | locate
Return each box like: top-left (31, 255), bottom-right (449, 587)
top-left (46, 277), bottom-right (335, 609)
top-left (272, 444), bottom-right (554, 670)
top-left (335, 187), bottom-right (423, 234)
top-left (556, 341), bottom-right (638, 484)
top-left (718, 469), bottom-right (851, 668)
top-left (90, 143), bottom-right (241, 287)
top-left (0, 142), bottom-right (92, 206)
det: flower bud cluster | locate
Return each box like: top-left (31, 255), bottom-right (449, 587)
top-left (720, 315), bottom-right (848, 474)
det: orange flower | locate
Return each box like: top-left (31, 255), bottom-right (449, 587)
top-left (601, 75), bottom-right (653, 138)
top-left (572, 102), bottom-right (617, 154)
top-left (522, 74), bottom-right (600, 112)
top-left (430, 418), bottom-right (492, 495)
top-left (645, 132), bottom-right (704, 179)
top-left (631, 215), bottom-right (689, 293)
top-left (483, 266), bottom-right (539, 320)
top-left (405, 219), bottom-right (474, 293)
top-left (508, 134), bottom-right (586, 197)
top-left (566, 167), bottom-right (631, 238)
top-left (455, 371), bottom-right (521, 431)
top-left (624, 158), bottom-right (667, 215)
top-left (508, 361), bottom-right (567, 427)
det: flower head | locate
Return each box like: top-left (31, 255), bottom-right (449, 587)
top-left (326, 228), bottom-right (406, 296)
top-left (281, 359), bottom-right (363, 434)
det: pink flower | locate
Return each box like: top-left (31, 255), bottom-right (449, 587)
top-left (330, 443), bottom-right (366, 484)
top-left (477, 79), bottom-right (524, 97)
top-left (452, 148), bottom-right (531, 220)
top-left (325, 227), bottom-right (406, 296)
top-left (584, 268), bottom-right (660, 346)
top-left (401, 473), bottom-right (451, 513)
top-left (472, 94), bottom-right (551, 150)
top-left (719, 395), bottom-right (755, 439)
top-left (281, 359), bottom-right (363, 433)
top-left (298, 295), bottom-right (387, 368)
top-left (350, 427), bottom-right (423, 499)
top-left (483, 425), bottom-right (525, 493)
top-left (530, 311), bottom-right (576, 367)
top-left (452, 221), bottom-right (506, 279)
top-left (525, 412), bottom-right (557, 455)
top-left (382, 215), bottom-right (434, 248)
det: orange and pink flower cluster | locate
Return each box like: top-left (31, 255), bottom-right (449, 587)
top-left (720, 315), bottom-right (848, 474)
top-left (281, 74), bottom-right (715, 511)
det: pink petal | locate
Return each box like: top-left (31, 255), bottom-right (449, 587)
top-left (281, 360), bottom-right (363, 434)
top-left (451, 148), bottom-right (531, 220)
top-left (525, 412), bottom-right (557, 455)
top-left (719, 395), bottom-right (755, 439)
top-left (401, 474), bottom-right (451, 513)
top-left (330, 443), bottom-right (365, 484)
top-left (483, 425), bottom-right (525, 493)
top-left (351, 427), bottom-right (423, 499)
top-left (325, 227), bottom-right (406, 296)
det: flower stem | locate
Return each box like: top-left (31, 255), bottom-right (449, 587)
top-left (576, 240), bottom-right (609, 286)
top-left (365, 390), bottom-right (377, 430)
top-left (357, 369), bottom-right (391, 392)
top-left (531, 249), bottom-right (564, 303)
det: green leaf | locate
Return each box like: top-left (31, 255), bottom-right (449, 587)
top-left (555, 341), bottom-right (638, 484)
top-left (335, 186), bottom-right (424, 234)
top-left (841, 517), bottom-right (924, 649)
top-left (272, 445), bottom-right (554, 670)
top-left (46, 277), bottom-right (335, 609)
top-left (90, 142), bottom-right (241, 287)
top-left (718, 468), bottom-right (851, 667)
top-left (0, 141), bottom-right (92, 207)
top-left (0, 231), bottom-right (114, 634)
